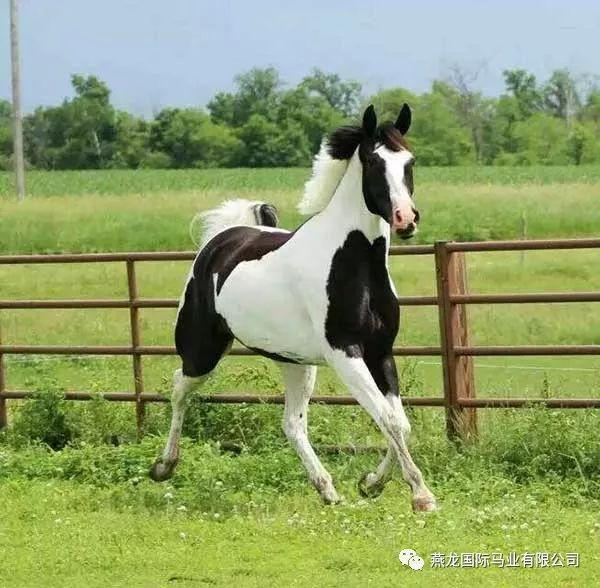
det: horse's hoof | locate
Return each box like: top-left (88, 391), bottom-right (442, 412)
top-left (321, 490), bottom-right (341, 505)
top-left (149, 458), bottom-right (177, 482)
top-left (358, 472), bottom-right (385, 499)
top-left (412, 495), bottom-right (438, 513)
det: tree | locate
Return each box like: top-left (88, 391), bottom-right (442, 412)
top-left (299, 69), bottom-right (362, 117)
top-left (235, 114), bottom-right (311, 167)
top-left (208, 67), bottom-right (282, 127)
top-left (513, 113), bottom-right (570, 165)
top-left (149, 108), bottom-right (241, 168)
top-left (437, 68), bottom-right (491, 163)
top-left (412, 89), bottom-right (475, 165)
top-left (276, 86), bottom-right (344, 153)
top-left (111, 111), bottom-right (150, 168)
top-left (371, 87), bottom-right (418, 123)
top-left (543, 69), bottom-right (581, 122)
top-left (567, 121), bottom-right (600, 164)
top-left (0, 100), bottom-right (12, 169)
top-left (582, 89), bottom-right (600, 124)
top-left (503, 69), bottom-right (542, 118)
top-left (371, 85), bottom-right (474, 165)
top-left (12, 66), bottom-right (600, 170)
top-left (24, 74), bottom-right (117, 169)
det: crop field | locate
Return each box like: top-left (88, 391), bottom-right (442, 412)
top-left (2, 166), bottom-right (600, 586)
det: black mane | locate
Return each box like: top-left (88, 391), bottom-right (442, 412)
top-left (327, 122), bottom-right (408, 160)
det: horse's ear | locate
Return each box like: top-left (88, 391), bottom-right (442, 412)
top-left (395, 103), bottom-right (411, 135)
top-left (362, 104), bottom-right (377, 138)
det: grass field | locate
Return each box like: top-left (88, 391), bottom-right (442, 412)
top-left (2, 166), bottom-right (600, 586)
top-left (2, 416), bottom-right (600, 587)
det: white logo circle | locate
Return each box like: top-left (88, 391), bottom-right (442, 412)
top-left (408, 555), bottom-right (425, 571)
top-left (399, 549), bottom-right (417, 566)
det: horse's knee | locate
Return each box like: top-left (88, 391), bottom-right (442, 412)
top-left (398, 416), bottom-right (411, 438)
top-left (386, 394), bottom-right (411, 437)
top-left (381, 407), bottom-right (411, 440)
top-left (175, 370), bottom-right (204, 394)
top-left (283, 414), bottom-right (304, 443)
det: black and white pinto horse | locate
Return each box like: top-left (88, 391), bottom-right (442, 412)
top-left (150, 104), bottom-right (437, 512)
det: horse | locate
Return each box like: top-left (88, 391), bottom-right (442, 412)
top-left (150, 104), bottom-right (437, 512)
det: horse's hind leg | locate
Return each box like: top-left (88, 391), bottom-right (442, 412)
top-left (150, 314), bottom-right (232, 482)
top-left (278, 362), bottom-right (340, 504)
top-left (149, 368), bottom-right (206, 481)
top-left (358, 445), bottom-right (395, 498)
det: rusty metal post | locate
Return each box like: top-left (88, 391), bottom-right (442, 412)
top-left (0, 314), bottom-right (7, 428)
top-left (434, 242), bottom-right (477, 441)
top-left (126, 260), bottom-right (145, 438)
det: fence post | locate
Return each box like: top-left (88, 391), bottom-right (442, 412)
top-left (0, 313), bottom-right (7, 429)
top-left (126, 260), bottom-right (145, 439)
top-left (434, 241), bottom-right (477, 441)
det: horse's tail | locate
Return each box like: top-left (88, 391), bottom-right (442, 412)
top-left (189, 199), bottom-right (279, 248)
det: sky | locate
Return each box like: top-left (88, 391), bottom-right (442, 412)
top-left (1, 0), bottom-right (599, 116)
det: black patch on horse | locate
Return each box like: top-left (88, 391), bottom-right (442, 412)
top-left (359, 149), bottom-right (392, 224)
top-left (176, 226), bottom-right (292, 377)
top-left (324, 230), bottom-right (399, 360)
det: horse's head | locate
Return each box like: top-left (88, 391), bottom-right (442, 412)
top-left (358, 104), bottom-right (418, 239)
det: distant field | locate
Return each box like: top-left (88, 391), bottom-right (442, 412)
top-left (3, 165), bottom-right (600, 199)
top-left (1, 166), bottom-right (600, 254)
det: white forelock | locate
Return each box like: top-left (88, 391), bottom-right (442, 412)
top-left (297, 142), bottom-right (349, 215)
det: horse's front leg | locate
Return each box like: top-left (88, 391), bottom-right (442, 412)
top-left (327, 350), bottom-right (437, 512)
top-left (358, 354), bottom-right (412, 498)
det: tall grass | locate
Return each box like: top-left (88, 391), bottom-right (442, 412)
top-left (3, 165), bottom-right (600, 199)
top-left (1, 182), bottom-right (600, 254)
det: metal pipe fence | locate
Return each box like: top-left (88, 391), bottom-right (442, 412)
top-left (2, 237), bottom-right (600, 439)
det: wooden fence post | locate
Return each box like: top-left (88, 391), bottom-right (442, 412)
top-left (434, 241), bottom-right (477, 441)
top-left (0, 313), bottom-right (7, 429)
top-left (126, 260), bottom-right (145, 439)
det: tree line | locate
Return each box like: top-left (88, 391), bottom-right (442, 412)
top-left (1, 67), bottom-right (599, 170)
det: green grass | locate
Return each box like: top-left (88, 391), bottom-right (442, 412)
top-left (1, 477), bottom-right (597, 587)
top-left (3, 165), bottom-right (600, 199)
top-left (2, 413), bottom-right (600, 587)
top-left (2, 179), bottom-right (600, 255)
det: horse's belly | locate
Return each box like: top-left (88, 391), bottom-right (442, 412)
top-left (215, 266), bottom-right (325, 364)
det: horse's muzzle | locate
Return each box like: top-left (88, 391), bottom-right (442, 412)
top-left (396, 223), bottom-right (418, 240)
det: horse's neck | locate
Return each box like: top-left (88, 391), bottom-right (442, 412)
top-left (320, 153), bottom-right (389, 244)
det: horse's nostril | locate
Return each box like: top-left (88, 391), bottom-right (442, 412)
top-left (395, 210), bottom-right (403, 223)
top-left (413, 209), bottom-right (420, 223)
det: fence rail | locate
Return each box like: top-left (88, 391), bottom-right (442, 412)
top-left (1, 237), bottom-right (600, 440)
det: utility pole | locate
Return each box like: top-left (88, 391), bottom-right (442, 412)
top-left (10, 0), bottom-right (26, 201)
